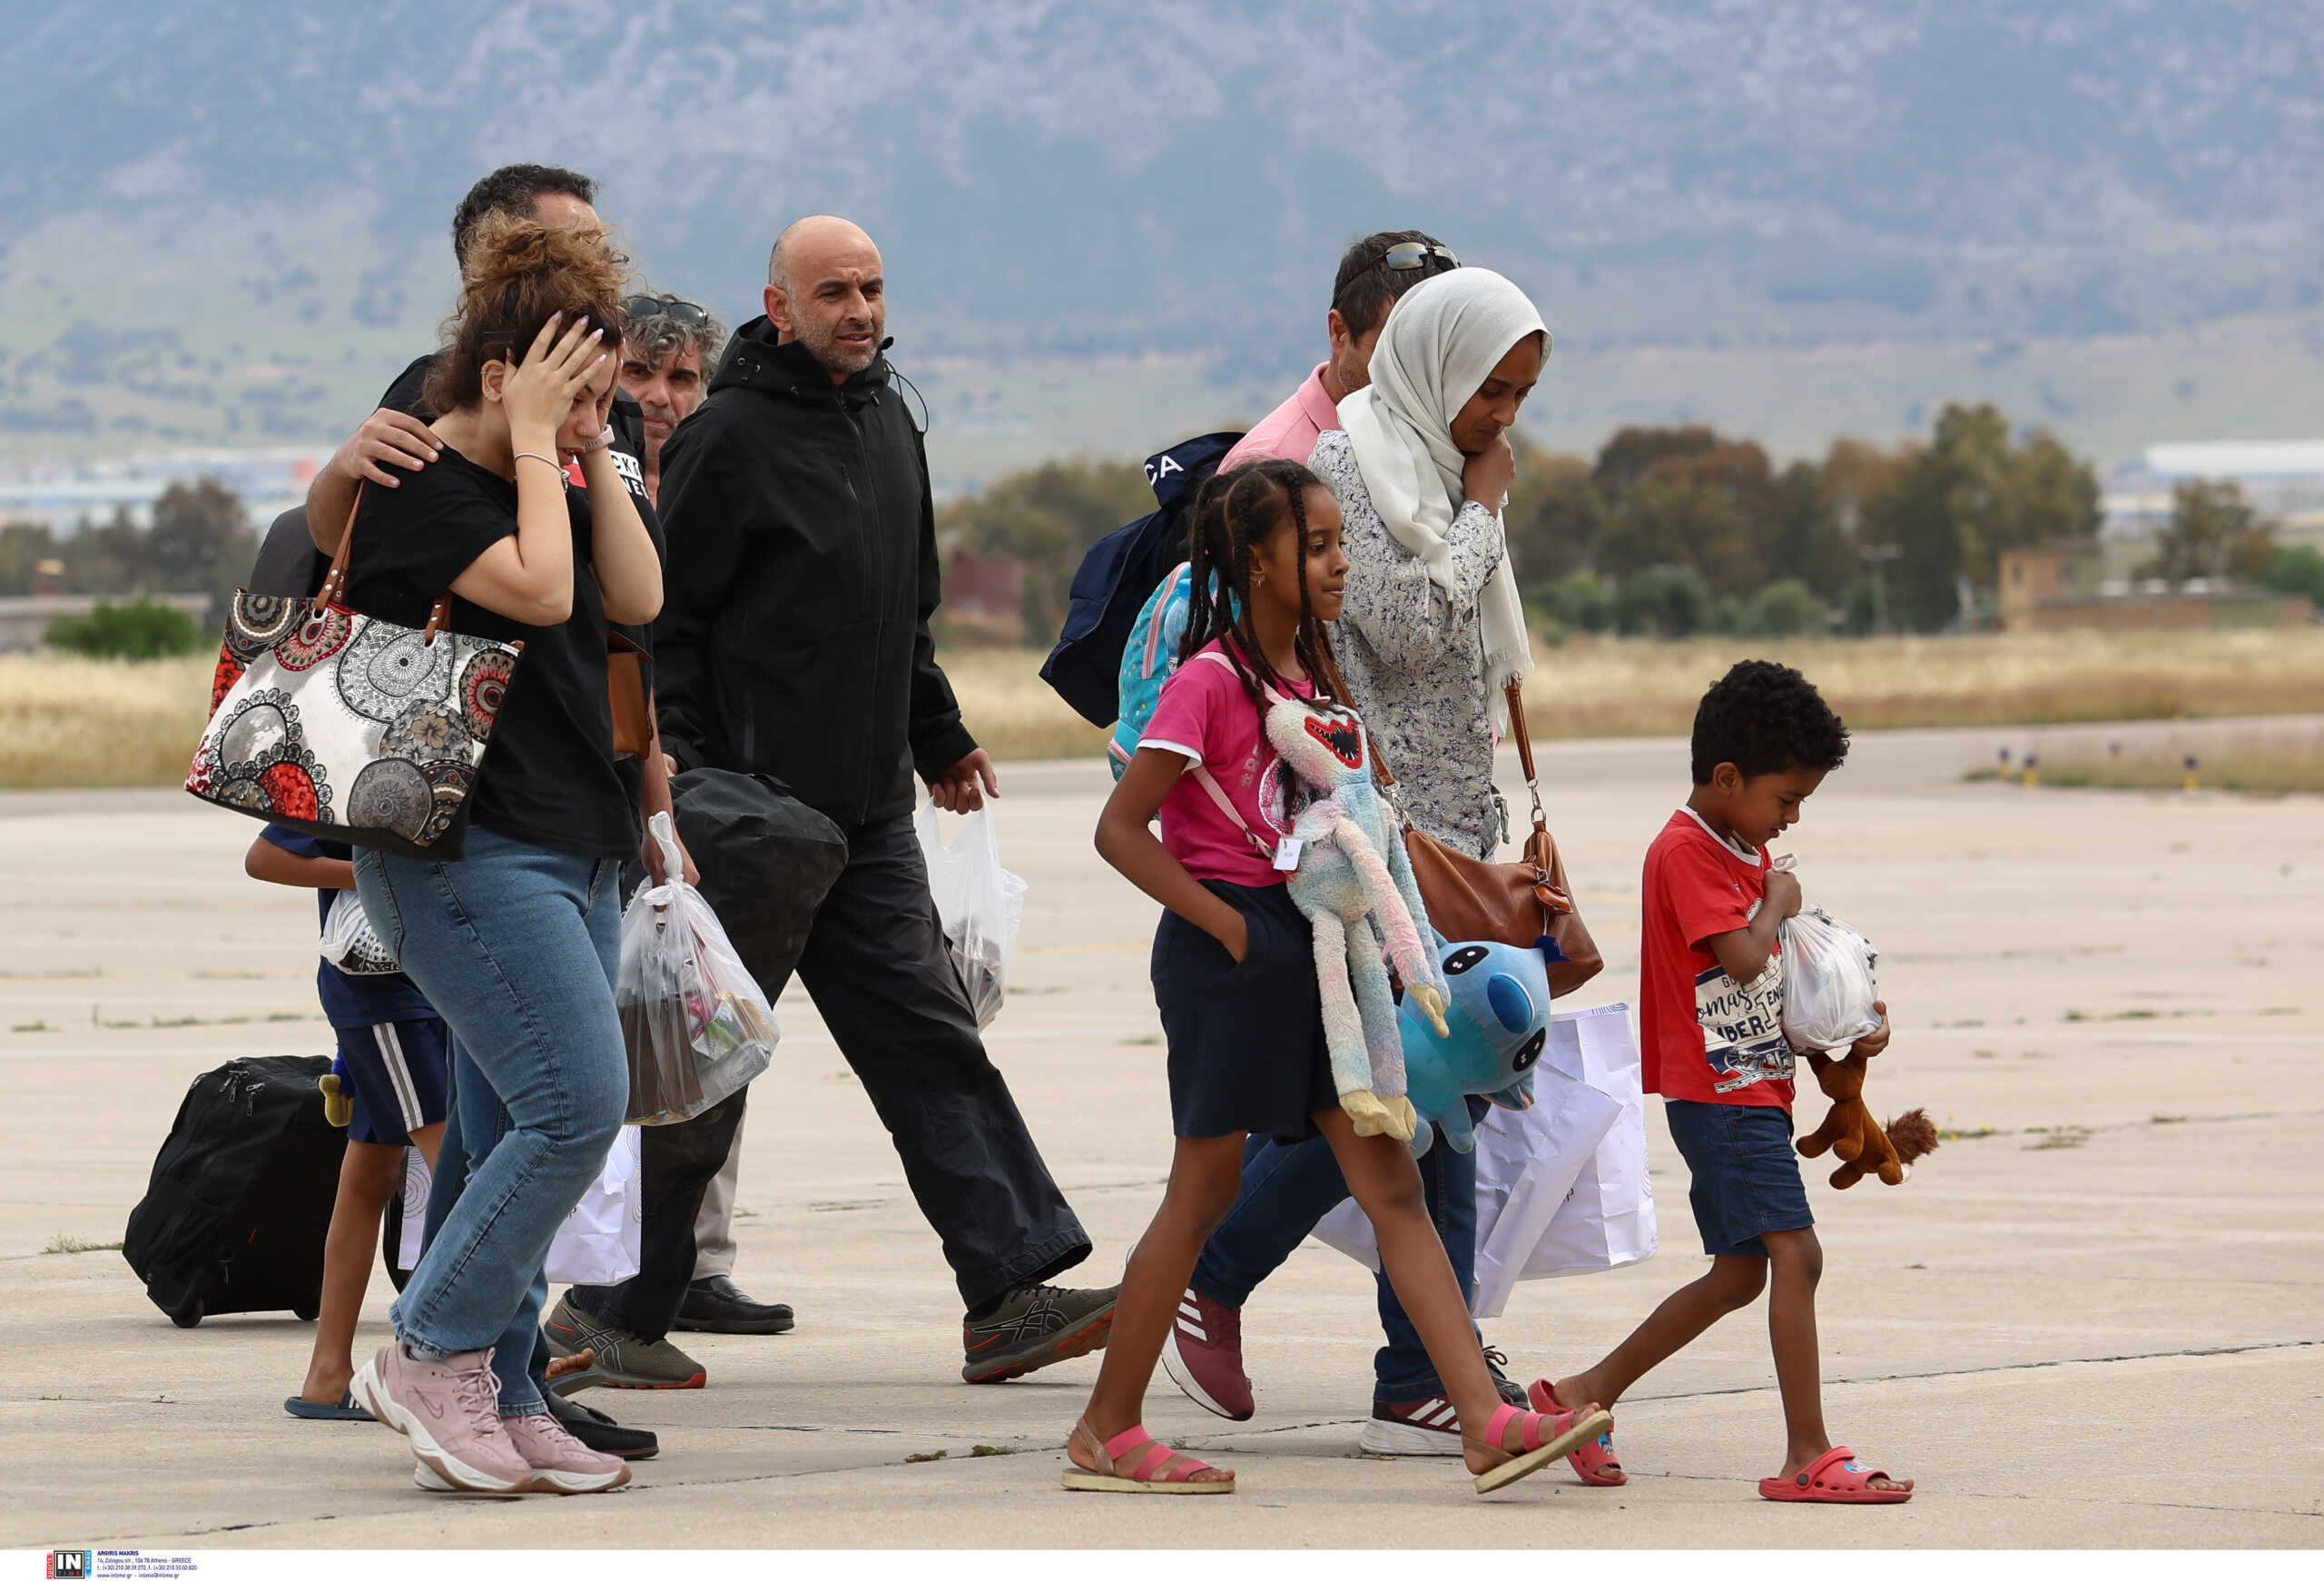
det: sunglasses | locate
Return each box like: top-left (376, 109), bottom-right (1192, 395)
top-left (622, 294), bottom-right (710, 326)
top-left (1380, 242), bottom-right (1459, 272)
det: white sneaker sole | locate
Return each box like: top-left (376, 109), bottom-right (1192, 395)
top-left (1159, 1327), bottom-right (1249, 1422)
top-left (350, 1355), bottom-right (537, 1495)
top-left (415, 1461), bottom-right (629, 1495)
top-left (1357, 1417), bottom-right (1465, 1457)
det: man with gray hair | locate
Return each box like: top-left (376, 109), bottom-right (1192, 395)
top-left (651, 217), bottom-right (1115, 1384)
top-left (616, 291), bottom-right (724, 506)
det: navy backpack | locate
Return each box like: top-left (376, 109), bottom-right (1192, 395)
top-left (1039, 430), bottom-right (1243, 726)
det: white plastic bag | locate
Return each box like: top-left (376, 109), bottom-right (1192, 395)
top-left (544, 1125), bottom-right (642, 1286)
top-left (917, 805), bottom-right (1028, 1030)
top-left (321, 887), bottom-right (401, 976)
top-left (615, 813), bottom-right (779, 1125)
top-left (1311, 1003), bottom-right (1656, 1314)
top-left (1778, 905), bottom-right (1881, 1052)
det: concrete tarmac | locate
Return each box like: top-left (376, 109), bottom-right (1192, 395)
top-left (3, 715), bottom-right (2319, 1548)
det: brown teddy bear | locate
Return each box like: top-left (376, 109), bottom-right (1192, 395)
top-left (1797, 1052), bottom-right (1940, 1189)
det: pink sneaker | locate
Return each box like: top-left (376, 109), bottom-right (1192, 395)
top-left (350, 1342), bottom-right (535, 1494)
top-left (1159, 1286), bottom-right (1253, 1420)
top-left (499, 1409), bottom-right (633, 1494)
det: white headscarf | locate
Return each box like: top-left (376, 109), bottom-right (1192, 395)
top-left (1336, 267), bottom-right (1546, 730)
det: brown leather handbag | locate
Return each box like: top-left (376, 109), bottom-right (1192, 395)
top-left (1376, 680), bottom-right (1603, 997)
top-left (606, 632), bottom-right (653, 761)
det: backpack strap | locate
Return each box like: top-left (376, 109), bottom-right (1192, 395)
top-left (1185, 648), bottom-right (1286, 860)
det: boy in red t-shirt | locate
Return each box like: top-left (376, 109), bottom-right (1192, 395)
top-left (1532, 660), bottom-right (1914, 1504)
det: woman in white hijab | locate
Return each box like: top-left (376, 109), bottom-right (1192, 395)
top-left (1310, 265), bottom-right (1547, 858)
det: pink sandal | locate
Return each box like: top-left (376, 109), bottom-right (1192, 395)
top-left (1529, 1378), bottom-right (1626, 1486)
top-left (1060, 1420), bottom-right (1235, 1495)
top-left (1758, 1445), bottom-right (1913, 1504)
top-left (1468, 1401), bottom-right (1614, 1495)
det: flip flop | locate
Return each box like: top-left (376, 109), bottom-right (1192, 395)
top-left (282, 1391), bottom-right (373, 1422)
top-left (1758, 1445), bottom-right (1911, 1504)
top-left (1529, 1378), bottom-right (1625, 1486)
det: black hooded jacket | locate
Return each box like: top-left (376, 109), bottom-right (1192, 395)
top-left (651, 319), bottom-right (976, 825)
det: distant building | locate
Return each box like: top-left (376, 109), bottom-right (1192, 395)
top-left (0, 449), bottom-right (321, 532)
top-left (1998, 546), bottom-right (2312, 634)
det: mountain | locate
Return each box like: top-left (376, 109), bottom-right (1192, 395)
top-left (4, 0), bottom-right (2320, 488)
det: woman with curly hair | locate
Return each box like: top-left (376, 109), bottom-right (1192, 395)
top-left (340, 212), bottom-right (663, 1496)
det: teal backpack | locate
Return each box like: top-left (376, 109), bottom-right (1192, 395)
top-left (1108, 564), bottom-right (1196, 780)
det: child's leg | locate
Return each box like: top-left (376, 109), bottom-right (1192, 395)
top-left (1317, 1111), bottom-right (1550, 1476)
top-left (300, 1139), bottom-right (410, 1403)
top-left (1076, 1132), bottom-right (1249, 1477)
top-left (1556, 1253), bottom-right (1768, 1414)
top-left (1761, 1227), bottom-right (1911, 1492)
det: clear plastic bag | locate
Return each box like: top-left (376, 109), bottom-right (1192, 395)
top-left (1778, 904), bottom-right (1882, 1052)
top-left (321, 887), bottom-right (401, 976)
top-left (615, 813), bottom-right (780, 1125)
top-left (917, 804), bottom-right (1028, 1030)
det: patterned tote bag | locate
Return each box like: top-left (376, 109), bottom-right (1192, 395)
top-left (185, 487), bottom-right (525, 861)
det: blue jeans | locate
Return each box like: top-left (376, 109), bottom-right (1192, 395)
top-left (1190, 1100), bottom-right (1482, 1402)
top-left (357, 825), bottom-right (628, 1415)
top-left (418, 1038), bottom-right (559, 1387)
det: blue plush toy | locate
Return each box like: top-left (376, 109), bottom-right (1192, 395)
top-left (1398, 938), bottom-right (1555, 1156)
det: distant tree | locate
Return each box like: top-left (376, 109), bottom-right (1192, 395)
top-left (1745, 578), bottom-right (1829, 636)
top-left (2259, 542), bottom-right (2324, 604)
top-left (147, 478), bottom-right (255, 616)
top-left (1860, 402), bottom-right (2100, 630)
top-left (938, 459), bottom-right (1155, 645)
top-left (1502, 444), bottom-right (1604, 589)
top-left (2140, 479), bottom-right (2276, 584)
top-left (0, 522), bottom-right (63, 596)
top-left (44, 598), bottom-right (208, 660)
top-left (1592, 425), bottom-right (1719, 500)
top-left (1538, 569), bottom-right (1614, 634)
top-left (1613, 563), bottom-right (1713, 637)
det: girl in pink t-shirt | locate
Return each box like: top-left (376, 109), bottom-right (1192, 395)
top-left (1060, 458), bottom-right (1602, 1498)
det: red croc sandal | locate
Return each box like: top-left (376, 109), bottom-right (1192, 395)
top-left (1758, 1445), bottom-right (1913, 1504)
top-left (1060, 1419), bottom-right (1235, 1495)
top-left (1529, 1378), bottom-right (1625, 1487)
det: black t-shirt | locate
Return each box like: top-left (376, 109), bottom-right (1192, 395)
top-left (340, 444), bottom-right (635, 861)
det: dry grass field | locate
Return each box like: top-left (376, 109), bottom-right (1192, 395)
top-left (6, 627), bottom-right (2320, 788)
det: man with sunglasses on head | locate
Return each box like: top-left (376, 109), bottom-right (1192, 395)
top-left (616, 292), bottom-right (724, 507)
top-left (1160, 229), bottom-right (1553, 1454)
top-left (1216, 232), bottom-right (1461, 474)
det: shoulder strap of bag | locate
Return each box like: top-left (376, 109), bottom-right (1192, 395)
top-left (1504, 678), bottom-right (1549, 843)
top-left (1185, 648), bottom-right (1283, 859)
top-left (312, 480), bottom-right (455, 642)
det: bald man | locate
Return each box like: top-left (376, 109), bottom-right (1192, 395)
top-left (652, 217), bottom-right (1114, 1384)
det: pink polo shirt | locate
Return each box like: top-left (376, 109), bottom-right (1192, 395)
top-left (1222, 364), bottom-right (1341, 471)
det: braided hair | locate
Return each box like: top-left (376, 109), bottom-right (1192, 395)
top-left (1178, 459), bottom-right (1350, 720)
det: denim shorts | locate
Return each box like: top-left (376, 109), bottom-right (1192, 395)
top-left (1664, 1099), bottom-right (1814, 1258)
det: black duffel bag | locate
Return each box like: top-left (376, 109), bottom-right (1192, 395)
top-left (668, 768), bottom-right (850, 1000)
top-left (123, 1054), bottom-right (346, 1328)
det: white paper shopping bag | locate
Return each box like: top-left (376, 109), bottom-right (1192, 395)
top-left (1521, 1003), bottom-right (1658, 1280)
top-left (1309, 1003), bottom-right (1653, 1312)
top-left (543, 1125), bottom-right (643, 1286)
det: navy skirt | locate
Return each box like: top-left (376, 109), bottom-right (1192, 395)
top-left (1151, 880), bottom-right (1338, 1142)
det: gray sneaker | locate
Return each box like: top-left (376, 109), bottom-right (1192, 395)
top-left (961, 1282), bottom-right (1118, 1384)
top-left (543, 1293), bottom-right (706, 1391)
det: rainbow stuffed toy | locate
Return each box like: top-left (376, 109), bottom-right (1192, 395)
top-left (1266, 697), bottom-right (1448, 1141)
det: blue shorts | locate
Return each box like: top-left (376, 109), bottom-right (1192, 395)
top-left (332, 1018), bottom-right (452, 1147)
top-left (1664, 1099), bottom-right (1814, 1259)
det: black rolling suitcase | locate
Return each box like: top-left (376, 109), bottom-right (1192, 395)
top-left (122, 1054), bottom-right (347, 1327)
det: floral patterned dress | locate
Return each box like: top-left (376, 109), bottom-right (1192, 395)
top-left (1309, 428), bottom-right (1509, 859)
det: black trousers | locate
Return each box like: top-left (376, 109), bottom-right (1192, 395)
top-left (586, 810), bottom-right (1089, 1319)
top-left (570, 1086), bottom-right (747, 1341)
top-left (802, 811), bottom-right (1089, 1309)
